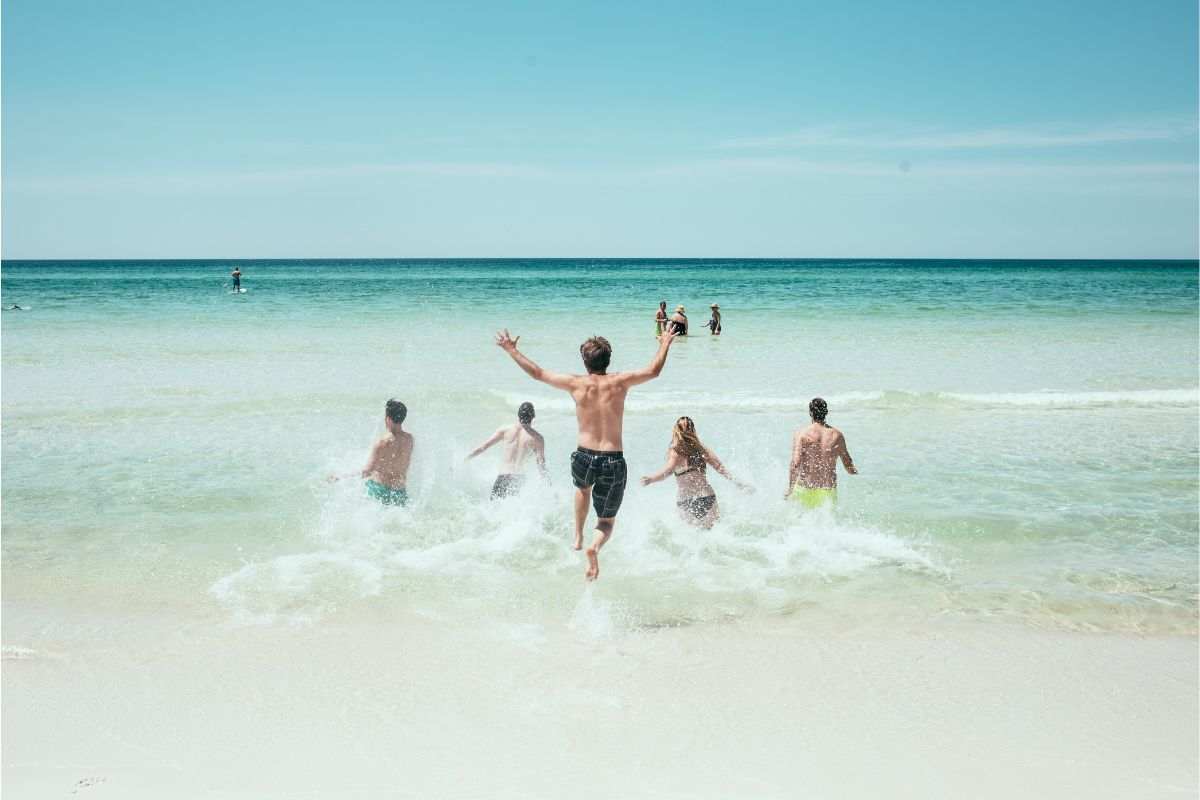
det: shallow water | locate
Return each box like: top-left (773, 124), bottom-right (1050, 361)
top-left (2, 259), bottom-right (1197, 634)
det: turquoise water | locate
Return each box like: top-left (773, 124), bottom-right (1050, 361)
top-left (2, 259), bottom-right (1197, 633)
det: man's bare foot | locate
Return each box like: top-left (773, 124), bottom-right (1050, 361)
top-left (573, 533), bottom-right (583, 551)
top-left (585, 547), bottom-right (599, 581)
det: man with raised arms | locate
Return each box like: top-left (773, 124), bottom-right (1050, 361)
top-left (786, 397), bottom-right (857, 507)
top-left (495, 328), bottom-right (678, 580)
top-left (467, 401), bottom-right (548, 499)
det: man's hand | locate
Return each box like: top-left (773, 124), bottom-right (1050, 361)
top-left (660, 329), bottom-right (679, 345)
top-left (495, 329), bottom-right (520, 353)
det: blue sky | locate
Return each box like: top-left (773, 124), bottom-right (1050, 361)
top-left (3, 0), bottom-right (1197, 258)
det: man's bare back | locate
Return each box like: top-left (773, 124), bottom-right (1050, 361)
top-left (790, 423), bottom-right (852, 490)
top-left (788, 397), bottom-right (857, 497)
top-left (566, 373), bottom-right (633, 451)
top-left (495, 424), bottom-right (543, 473)
top-left (366, 430), bottom-right (413, 488)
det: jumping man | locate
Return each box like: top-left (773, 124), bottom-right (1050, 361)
top-left (495, 328), bottom-right (678, 580)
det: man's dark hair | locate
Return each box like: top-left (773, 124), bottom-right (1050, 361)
top-left (580, 336), bottom-right (612, 374)
top-left (386, 398), bottom-right (407, 424)
top-left (518, 402), bottom-right (535, 424)
top-left (809, 397), bottom-right (828, 423)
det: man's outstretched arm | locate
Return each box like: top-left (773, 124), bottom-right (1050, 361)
top-left (467, 428), bottom-right (505, 460)
top-left (495, 329), bottom-right (576, 391)
top-left (619, 329), bottom-right (678, 387)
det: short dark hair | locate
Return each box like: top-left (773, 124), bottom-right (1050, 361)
top-left (580, 336), bottom-right (612, 373)
top-left (809, 397), bottom-right (828, 422)
top-left (386, 399), bottom-right (407, 424)
top-left (518, 402), bottom-right (535, 424)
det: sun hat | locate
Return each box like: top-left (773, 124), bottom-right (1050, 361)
top-left (675, 305), bottom-right (685, 313)
top-left (710, 303), bottom-right (719, 308)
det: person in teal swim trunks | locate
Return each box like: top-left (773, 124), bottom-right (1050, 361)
top-left (331, 399), bottom-right (414, 505)
top-left (786, 397), bottom-right (856, 507)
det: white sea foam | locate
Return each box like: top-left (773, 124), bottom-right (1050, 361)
top-left (210, 551), bottom-right (384, 626)
top-left (494, 387), bottom-right (1198, 414)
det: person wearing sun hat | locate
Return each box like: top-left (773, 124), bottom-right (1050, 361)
top-left (669, 305), bottom-right (689, 336)
top-left (705, 303), bottom-right (722, 335)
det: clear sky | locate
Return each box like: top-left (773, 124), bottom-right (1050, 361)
top-left (2, 0), bottom-right (1197, 258)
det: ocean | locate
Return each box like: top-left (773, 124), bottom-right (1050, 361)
top-left (2, 259), bottom-right (1197, 797)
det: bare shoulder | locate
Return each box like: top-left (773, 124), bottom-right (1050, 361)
top-left (609, 370), bottom-right (640, 387)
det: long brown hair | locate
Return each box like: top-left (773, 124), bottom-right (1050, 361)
top-left (671, 416), bottom-right (707, 465)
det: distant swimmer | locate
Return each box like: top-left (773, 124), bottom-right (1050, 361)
top-left (655, 301), bottom-right (669, 337)
top-left (231, 267), bottom-right (242, 292)
top-left (704, 303), bottom-right (721, 335)
top-left (467, 401), bottom-right (548, 499)
top-left (786, 397), bottom-right (857, 507)
top-left (496, 327), bottom-right (678, 580)
top-left (4, 304), bottom-right (24, 311)
top-left (641, 416), bottom-right (751, 529)
top-left (333, 399), bottom-right (413, 506)
top-left (669, 305), bottom-right (688, 336)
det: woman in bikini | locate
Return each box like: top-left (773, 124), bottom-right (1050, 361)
top-left (640, 416), bottom-right (750, 529)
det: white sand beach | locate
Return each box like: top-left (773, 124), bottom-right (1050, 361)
top-left (3, 599), bottom-right (1195, 799)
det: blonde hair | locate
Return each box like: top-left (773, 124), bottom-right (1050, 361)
top-left (671, 416), bottom-right (708, 465)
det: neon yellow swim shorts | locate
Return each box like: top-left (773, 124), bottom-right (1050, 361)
top-left (790, 486), bottom-right (836, 508)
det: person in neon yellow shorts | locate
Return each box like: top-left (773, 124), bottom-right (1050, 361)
top-left (786, 397), bottom-right (857, 506)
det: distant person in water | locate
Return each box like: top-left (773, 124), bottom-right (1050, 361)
top-left (669, 305), bottom-right (688, 336)
top-left (641, 416), bottom-right (751, 529)
top-left (5, 304), bottom-right (24, 311)
top-left (704, 303), bottom-right (722, 335)
top-left (655, 301), bottom-right (669, 337)
top-left (467, 401), bottom-right (548, 499)
top-left (496, 327), bottom-right (678, 580)
top-left (787, 397), bottom-right (857, 507)
top-left (332, 399), bottom-right (413, 506)
top-left (231, 267), bottom-right (242, 291)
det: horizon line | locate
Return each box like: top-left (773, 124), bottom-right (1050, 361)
top-left (4, 256), bottom-right (1198, 263)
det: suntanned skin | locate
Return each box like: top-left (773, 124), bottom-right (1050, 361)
top-left (641, 446), bottom-right (749, 529)
top-left (495, 328), bottom-right (678, 580)
top-left (363, 418), bottom-right (414, 489)
top-left (467, 421), bottom-right (548, 478)
top-left (787, 419), bottom-right (857, 496)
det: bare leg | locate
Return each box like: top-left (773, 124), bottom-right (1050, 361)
top-left (700, 499), bottom-right (720, 530)
top-left (585, 519), bottom-right (614, 581)
top-left (573, 487), bottom-right (591, 550)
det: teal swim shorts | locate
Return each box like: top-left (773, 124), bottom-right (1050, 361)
top-left (365, 480), bottom-right (409, 507)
